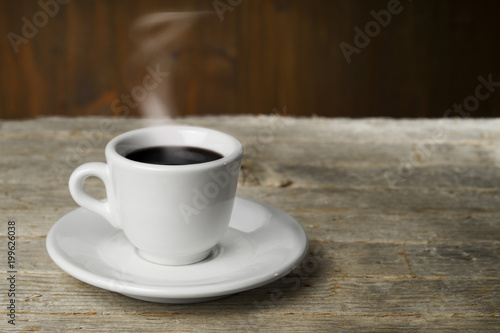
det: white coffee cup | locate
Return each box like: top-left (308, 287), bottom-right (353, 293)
top-left (69, 125), bottom-right (243, 265)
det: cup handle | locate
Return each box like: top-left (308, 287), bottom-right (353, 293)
top-left (68, 162), bottom-right (120, 229)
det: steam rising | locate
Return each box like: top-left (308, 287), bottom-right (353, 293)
top-left (128, 11), bottom-right (213, 119)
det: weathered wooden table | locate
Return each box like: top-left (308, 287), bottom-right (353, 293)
top-left (1, 116), bottom-right (499, 332)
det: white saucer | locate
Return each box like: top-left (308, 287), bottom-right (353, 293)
top-left (46, 196), bottom-right (308, 303)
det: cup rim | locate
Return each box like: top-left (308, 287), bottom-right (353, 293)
top-left (106, 125), bottom-right (243, 171)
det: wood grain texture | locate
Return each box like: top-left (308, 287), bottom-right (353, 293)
top-left (0, 116), bottom-right (499, 332)
top-left (0, 0), bottom-right (499, 119)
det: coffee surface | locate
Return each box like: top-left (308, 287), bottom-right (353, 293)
top-left (125, 146), bottom-right (223, 165)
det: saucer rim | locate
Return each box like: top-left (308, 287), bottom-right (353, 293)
top-left (46, 196), bottom-right (309, 300)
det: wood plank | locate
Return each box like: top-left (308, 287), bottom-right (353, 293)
top-left (295, 211), bottom-right (500, 244)
top-left (6, 315), bottom-right (500, 333)
top-left (3, 141), bottom-right (500, 189)
top-left (8, 237), bottom-right (500, 280)
top-left (2, 117), bottom-right (500, 143)
top-left (1, 183), bottom-right (499, 214)
top-left (3, 273), bottom-right (498, 332)
top-left (2, 208), bottom-right (500, 246)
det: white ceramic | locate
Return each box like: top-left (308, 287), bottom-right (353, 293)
top-left (68, 126), bottom-right (243, 265)
top-left (46, 196), bottom-right (308, 303)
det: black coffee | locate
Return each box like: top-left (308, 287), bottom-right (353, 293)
top-left (125, 146), bottom-right (223, 165)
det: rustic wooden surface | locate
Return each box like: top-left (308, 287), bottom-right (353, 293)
top-left (1, 0), bottom-right (500, 119)
top-left (0, 116), bottom-right (499, 332)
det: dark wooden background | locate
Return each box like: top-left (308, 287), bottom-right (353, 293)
top-left (0, 0), bottom-right (499, 119)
